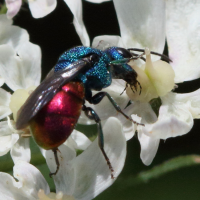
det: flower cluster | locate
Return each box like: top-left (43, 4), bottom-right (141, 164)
top-left (1, 0), bottom-right (200, 199)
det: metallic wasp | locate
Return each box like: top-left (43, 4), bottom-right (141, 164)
top-left (16, 46), bottom-right (170, 178)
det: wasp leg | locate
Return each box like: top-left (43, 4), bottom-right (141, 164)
top-left (137, 81), bottom-right (142, 95)
top-left (82, 105), bottom-right (114, 179)
top-left (49, 148), bottom-right (60, 177)
top-left (128, 51), bottom-right (145, 63)
top-left (120, 83), bottom-right (128, 95)
top-left (88, 92), bottom-right (144, 126)
top-left (130, 52), bottom-right (146, 62)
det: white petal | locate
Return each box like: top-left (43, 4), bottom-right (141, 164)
top-left (175, 89), bottom-right (200, 118)
top-left (64, 0), bottom-right (90, 46)
top-left (71, 130), bottom-right (91, 150)
top-left (85, 0), bottom-right (111, 3)
top-left (0, 134), bottom-right (19, 156)
top-left (138, 131), bottom-right (160, 165)
top-left (72, 117), bottom-right (126, 200)
top-left (11, 137), bottom-right (30, 164)
top-left (126, 101), bottom-right (157, 124)
top-left (92, 35), bottom-right (125, 49)
top-left (0, 14), bottom-right (12, 26)
top-left (0, 172), bottom-right (26, 200)
top-left (16, 41), bottom-right (41, 88)
top-left (0, 45), bottom-right (22, 91)
top-left (46, 145), bottom-right (76, 195)
top-left (14, 161), bottom-right (50, 199)
top-left (0, 43), bottom-right (41, 91)
top-left (121, 120), bottom-right (135, 140)
top-left (6, 0), bottom-right (22, 19)
top-left (141, 91), bottom-right (198, 140)
top-left (39, 147), bottom-right (46, 159)
top-left (63, 136), bottom-right (78, 152)
top-left (28, 0), bottom-right (57, 18)
top-left (113, 0), bottom-right (165, 52)
top-left (0, 121), bottom-right (19, 156)
top-left (0, 77), bottom-right (5, 87)
top-left (0, 15), bottom-right (29, 50)
top-left (0, 120), bottom-right (16, 137)
top-left (0, 88), bottom-right (12, 120)
top-left (122, 114), bottom-right (142, 140)
top-left (166, 0), bottom-right (200, 83)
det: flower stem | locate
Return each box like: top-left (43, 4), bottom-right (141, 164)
top-left (127, 155), bottom-right (200, 186)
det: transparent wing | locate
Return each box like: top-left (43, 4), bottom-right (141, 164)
top-left (16, 59), bottom-right (92, 129)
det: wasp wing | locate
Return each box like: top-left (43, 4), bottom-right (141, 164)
top-left (16, 59), bottom-right (91, 129)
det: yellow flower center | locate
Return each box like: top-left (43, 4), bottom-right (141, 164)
top-left (9, 86), bottom-right (36, 121)
top-left (126, 48), bottom-right (175, 102)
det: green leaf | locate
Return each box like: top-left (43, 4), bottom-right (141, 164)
top-left (149, 97), bottom-right (162, 117)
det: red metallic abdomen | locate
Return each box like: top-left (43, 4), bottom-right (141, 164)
top-left (29, 81), bottom-right (85, 150)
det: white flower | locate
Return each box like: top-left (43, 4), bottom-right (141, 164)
top-left (0, 14), bottom-right (41, 163)
top-left (73, 0), bottom-right (200, 165)
top-left (0, 117), bottom-right (126, 200)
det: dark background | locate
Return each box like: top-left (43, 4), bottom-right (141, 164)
top-left (3, 0), bottom-right (200, 199)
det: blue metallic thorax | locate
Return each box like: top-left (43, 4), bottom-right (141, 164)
top-left (55, 46), bottom-right (112, 89)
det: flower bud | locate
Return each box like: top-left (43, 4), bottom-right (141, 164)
top-left (126, 48), bottom-right (175, 102)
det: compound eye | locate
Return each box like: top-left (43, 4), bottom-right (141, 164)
top-left (116, 48), bottom-right (132, 58)
top-left (90, 54), bottom-right (100, 64)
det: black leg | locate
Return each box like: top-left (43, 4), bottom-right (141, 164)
top-left (87, 91), bottom-right (144, 126)
top-left (49, 148), bottom-right (60, 177)
top-left (120, 81), bottom-right (142, 95)
top-left (82, 105), bottom-right (114, 179)
top-left (120, 83), bottom-right (128, 95)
